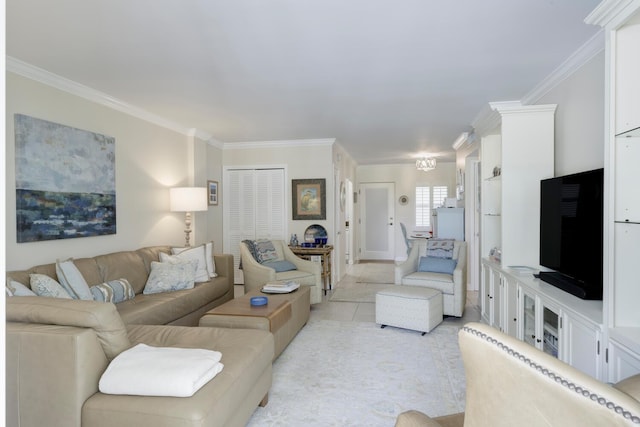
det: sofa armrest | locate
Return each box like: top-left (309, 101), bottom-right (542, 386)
top-left (240, 243), bottom-right (277, 292)
top-left (213, 253), bottom-right (234, 283)
top-left (7, 322), bottom-right (109, 427)
top-left (460, 322), bottom-right (640, 425)
top-left (281, 244), bottom-right (321, 276)
top-left (395, 244), bottom-right (420, 284)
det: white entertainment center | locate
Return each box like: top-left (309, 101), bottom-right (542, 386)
top-left (477, 0), bottom-right (640, 383)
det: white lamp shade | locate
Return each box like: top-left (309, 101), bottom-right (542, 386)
top-left (170, 187), bottom-right (208, 212)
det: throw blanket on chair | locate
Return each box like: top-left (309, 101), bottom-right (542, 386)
top-left (425, 239), bottom-right (455, 259)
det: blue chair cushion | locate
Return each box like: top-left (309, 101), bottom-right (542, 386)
top-left (418, 256), bottom-right (458, 274)
top-left (261, 260), bottom-right (297, 272)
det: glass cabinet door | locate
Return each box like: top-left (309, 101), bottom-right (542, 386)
top-left (522, 292), bottom-right (536, 347)
top-left (542, 305), bottom-right (560, 357)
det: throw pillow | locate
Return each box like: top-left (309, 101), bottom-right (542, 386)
top-left (425, 239), bottom-right (455, 259)
top-left (261, 260), bottom-right (297, 273)
top-left (56, 259), bottom-right (94, 300)
top-left (253, 239), bottom-right (279, 263)
top-left (91, 279), bottom-right (136, 303)
top-left (29, 274), bottom-right (73, 299)
top-left (418, 256), bottom-right (458, 274)
top-left (143, 260), bottom-right (196, 295)
top-left (170, 244), bottom-right (210, 283)
top-left (204, 242), bottom-right (217, 278)
top-left (6, 280), bottom-right (37, 297)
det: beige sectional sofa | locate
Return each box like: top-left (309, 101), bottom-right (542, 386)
top-left (6, 245), bottom-right (275, 427)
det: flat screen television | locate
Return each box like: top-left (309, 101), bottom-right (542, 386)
top-left (539, 168), bottom-right (603, 300)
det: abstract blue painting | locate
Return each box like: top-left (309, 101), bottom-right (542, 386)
top-left (14, 114), bottom-right (116, 242)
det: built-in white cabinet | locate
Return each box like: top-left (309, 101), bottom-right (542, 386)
top-left (519, 289), bottom-right (561, 358)
top-left (481, 259), bottom-right (604, 380)
top-left (477, 103), bottom-right (556, 268)
top-left (586, 0), bottom-right (640, 383)
top-left (608, 336), bottom-right (640, 383)
top-left (566, 314), bottom-right (604, 381)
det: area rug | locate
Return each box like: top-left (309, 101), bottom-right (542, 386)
top-left (245, 319), bottom-right (466, 426)
top-left (329, 283), bottom-right (398, 303)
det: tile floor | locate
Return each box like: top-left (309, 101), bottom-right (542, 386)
top-left (236, 260), bottom-right (481, 326)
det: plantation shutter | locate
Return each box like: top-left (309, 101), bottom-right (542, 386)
top-left (224, 168), bottom-right (285, 283)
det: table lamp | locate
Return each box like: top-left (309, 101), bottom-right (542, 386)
top-left (170, 187), bottom-right (208, 247)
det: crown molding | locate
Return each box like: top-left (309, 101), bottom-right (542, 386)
top-left (471, 103), bottom-right (504, 136)
top-left (522, 31), bottom-right (604, 105)
top-left (6, 56), bottom-right (216, 139)
top-left (451, 132), bottom-right (469, 150)
top-left (585, 0), bottom-right (640, 28)
top-left (491, 102), bottom-right (557, 115)
top-left (223, 138), bottom-right (336, 150)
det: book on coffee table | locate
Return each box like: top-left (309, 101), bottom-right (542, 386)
top-left (261, 281), bottom-right (300, 293)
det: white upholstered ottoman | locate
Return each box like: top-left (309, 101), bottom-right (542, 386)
top-left (375, 286), bottom-right (443, 335)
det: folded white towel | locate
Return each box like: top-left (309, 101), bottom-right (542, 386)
top-left (99, 343), bottom-right (224, 397)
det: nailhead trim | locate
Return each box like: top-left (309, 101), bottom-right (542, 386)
top-left (462, 325), bottom-right (640, 424)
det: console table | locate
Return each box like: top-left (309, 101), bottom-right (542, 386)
top-left (289, 245), bottom-right (333, 294)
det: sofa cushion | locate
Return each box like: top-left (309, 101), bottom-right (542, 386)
top-left (6, 297), bottom-right (130, 360)
top-left (56, 259), bottom-right (94, 300)
top-left (117, 279), bottom-right (230, 325)
top-left (418, 256), bottom-right (458, 274)
top-left (614, 374), bottom-right (640, 401)
top-left (143, 260), bottom-right (196, 295)
top-left (95, 251), bottom-right (150, 294)
top-left (81, 324), bottom-right (274, 427)
top-left (29, 274), bottom-right (72, 299)
top-left (401, 272), bottom-right (455, 295)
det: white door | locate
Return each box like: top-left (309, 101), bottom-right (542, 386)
top-left (360, 182), bottom-right (395, 260)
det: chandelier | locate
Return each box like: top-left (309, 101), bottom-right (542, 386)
top-left (416, 157), bottom-right (436, 171)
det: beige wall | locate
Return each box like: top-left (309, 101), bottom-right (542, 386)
top-left (5, 72), bottom-right (219, 270)
top-left (537, 51), bottom-right (605, 176)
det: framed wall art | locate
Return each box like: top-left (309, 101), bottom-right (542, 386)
top-left (207, 180), bottom-right (219, 206)
top-left (14, 114), bottom-right (116, 242)
top-left (292, 178), bottom-right (326, 220)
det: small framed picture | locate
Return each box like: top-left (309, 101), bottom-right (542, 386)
top-left (207, 180), bottom-right (219, 206)
top-left (292, 178), bottom-right (326, 220)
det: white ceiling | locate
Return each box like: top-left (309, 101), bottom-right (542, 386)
top-left (6, 0), bottom-right (602, 165)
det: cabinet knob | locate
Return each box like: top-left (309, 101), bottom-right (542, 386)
top-left (531, 335), bottom-right (536, 340)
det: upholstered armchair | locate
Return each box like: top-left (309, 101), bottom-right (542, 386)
top-left (240, 240), bottom-right (322, 304)
top-left (395, 322), bottom-right (640, 427)
top-left (394, 240), bottom-right (467, 317)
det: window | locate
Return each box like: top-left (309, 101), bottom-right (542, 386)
top-left (415, 186), bottom-right (449, 227)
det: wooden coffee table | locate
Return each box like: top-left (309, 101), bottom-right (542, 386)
top-left (199, 286), bottom-right (310, 359)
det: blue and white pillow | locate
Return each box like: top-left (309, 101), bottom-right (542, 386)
top-left (172, 242), bottom-right (217, 278)
top-left (29, 274), bottom-right (73, 299)
top-left (168, 245), bottom-right (210, 283)
top-left (253, 240), bottom-right (279, 263)
top-left (56, 259), bottom-right (94, 300)
top-left (6, 280), bottom-right (37, 297)
top-left (91, 279), bottom-right (136, 303)
top-left (143, 260), bottom-right (196, 295)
